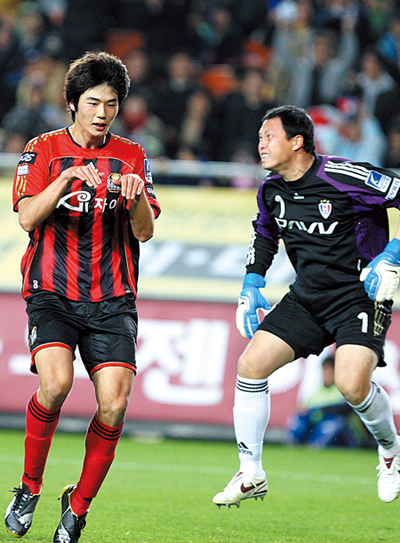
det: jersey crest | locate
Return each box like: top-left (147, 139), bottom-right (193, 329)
top-left (107, 173), bottom-right (122, 193)
top-left (318, 200), bottom-right (332, 219)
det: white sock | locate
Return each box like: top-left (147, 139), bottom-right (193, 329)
top-left (350, 381), bottom-right (400, 457)
top-left (233, 376), bottom-right (270, 479)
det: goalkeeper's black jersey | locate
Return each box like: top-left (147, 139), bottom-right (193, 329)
top-left (247, 154), bottom-right (400, 290)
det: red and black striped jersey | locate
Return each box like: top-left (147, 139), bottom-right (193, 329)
top-left (13, 127), bottom-right (161, 302)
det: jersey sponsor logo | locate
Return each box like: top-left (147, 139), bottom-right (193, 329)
top-left (144, 159), bottom-right (153, 184)
top-left (18, 152), bottom-right (37, 165)
top-left (386, 177), bottom-right (400, 200)
top-left (94, 197), bottom-right (118, 212)
top-left (318, 200), bottom-right (332, 219)
top-left (107, 173), bottom-right (122, 193)
top-left (365, 170), bottom-right (391, 193)
top-left (275, 217), bottom-right (339, 235)
top-left (56, 190), bottom-right (92, 212)
top-left (57, 190), bottom-right (119, 213)
top-left (274, 194), bottom-right (337, 234)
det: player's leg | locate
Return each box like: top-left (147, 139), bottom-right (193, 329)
top-left (53, 295), bottom-right (138, 542)
top-left (334, 344), bottom-right (400, 502)
top-left (53, 367), bottom-right (134, 542)
top-left (5, 346), bottom-right (73, 538)
top-left (74, 366), bottom-right (134, 514)
top-left (213, 330), bottom-right (294, 508)
top-left (213, 289), bottom-right (330, 508)
top-left (235, 330), bottom-right (294, 477)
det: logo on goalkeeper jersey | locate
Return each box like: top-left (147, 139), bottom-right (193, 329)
top-left (318, 200), bottom-right (332, 219)
top-left (365, 170), bottom-right (391, 192)
top-left (386, 177), bottom-right (400, 200)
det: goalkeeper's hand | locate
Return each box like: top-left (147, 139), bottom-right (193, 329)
top-left (360, 238), bottom-right (400, 302)
top-left (236, 273), bottom-right (271, 338)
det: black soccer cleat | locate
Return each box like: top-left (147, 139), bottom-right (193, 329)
top-left (5, 482), bottom-right (41, 538)
top-left (53, 485), bottom-right (88, 543)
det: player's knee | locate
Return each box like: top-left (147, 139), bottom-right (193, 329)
top-left (335, 379), bottom-right (369, 406)
top-left (238, 352), bottom-right (266, 379)
top-left (98, 395), bottom-right (129, 425)
top-left (38, 379), bottom-right (72, 408)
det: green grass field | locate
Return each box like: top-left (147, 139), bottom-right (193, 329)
top-left (0, 429), bottom-right (399, 543)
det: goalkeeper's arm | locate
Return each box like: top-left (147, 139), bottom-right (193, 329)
top-left (236, 231), bottom-right (277, 338)
top-left (236, 273), bottom-right (271, 338)
top-left (360, 237), bottom-right (400, 302)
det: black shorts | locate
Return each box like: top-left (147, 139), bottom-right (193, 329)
top-left (26, 292), bottom-right (138, 377)
top-left (258, 282), bottom-right (392, 367)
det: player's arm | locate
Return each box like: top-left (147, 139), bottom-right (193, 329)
top-left (360, 217), bottom-right (400, 302)
top-left (323, 158), bottom-right (400, 301)
top-left (128, 184), bottom-right (155, 242)
top-left (17, 164), bottom-right (104, 232)
top-left (115, 173), bottom-right (155, 241)
top-left (236, 224), bottom-right (279, 338)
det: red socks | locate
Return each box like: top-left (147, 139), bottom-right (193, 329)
top-left (21, 395), bottom-right (122, 514)
top-left (22, 392), bottom-right (61, 494)
top-left (71, 414), bottom-right (123, 516)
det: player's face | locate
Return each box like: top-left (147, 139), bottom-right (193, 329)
top-left (70, 84), bottom-right (119, 147)
top-left (258, 117), bottom-right (298, 173)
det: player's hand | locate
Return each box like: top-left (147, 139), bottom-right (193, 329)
top-left (236, 273), bottom-right (271, 338)
top-left (113, 173), bottom-right (145, 200)
top-left (360, 238), bottom-right (400, 302)
top-left (62, 163), bottom-right (104, 188)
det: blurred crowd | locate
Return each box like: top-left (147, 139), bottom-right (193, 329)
top-left (1, 0), bottom-right (400, 186)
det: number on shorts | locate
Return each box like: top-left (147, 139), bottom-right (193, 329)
top-left (357, 312), bottom-right (368, 334)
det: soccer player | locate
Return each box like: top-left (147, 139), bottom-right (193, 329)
top-left (213, 105), bottom-right (400, 508)
top-left (5, 51), bottom-right (160, 541)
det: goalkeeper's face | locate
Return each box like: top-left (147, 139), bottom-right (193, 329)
top-left (258, 117), bottom-right (302, 175)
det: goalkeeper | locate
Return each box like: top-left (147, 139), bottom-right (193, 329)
top-left (213, 105), bottom-right (400, 508)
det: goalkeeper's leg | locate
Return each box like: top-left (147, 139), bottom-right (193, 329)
top-left (213, 331), bottom-right (294, 507)
top-left (336, 345), bottom-right (400, 503)
top-left (234, 376), bottom-right (270, 479)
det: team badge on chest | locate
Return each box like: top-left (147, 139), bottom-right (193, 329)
top-left (318, 200), bottom-right (332, 219)
top-left (107, 173), bottom-right (122, 192)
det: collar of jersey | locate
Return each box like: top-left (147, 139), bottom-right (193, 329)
top-left (67, 126), bottom-right (112, 149)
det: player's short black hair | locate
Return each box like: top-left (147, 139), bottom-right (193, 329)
top-left (261, 105), bottom-right (316, 154)
top-left (64, 51), bottom-right (131, 120)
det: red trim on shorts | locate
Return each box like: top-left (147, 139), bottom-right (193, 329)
top-left (30, 342), bottom-right (74, 374)
top-left (90, 362), bottom-right (137, 378)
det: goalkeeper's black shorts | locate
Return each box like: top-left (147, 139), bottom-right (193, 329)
top-left (258, 281), bottom-right (391, 367)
